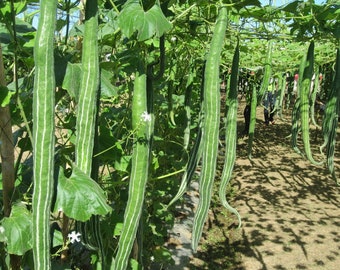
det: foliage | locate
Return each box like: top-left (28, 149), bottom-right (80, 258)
top-left (0, 203), bottom-right (32, 255)
top-left (0, 0), bottom-right (339, 269)
top-left (54, 165), bottom-right (111, 222)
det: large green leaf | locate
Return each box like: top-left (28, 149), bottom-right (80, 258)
top-left (0, 203), bottom-right (33, 255)
top-left (0, 0), bottom-right (27, 19)
top-left (117, 0), bottom-right (172, 41)
top-left (62, 62), bottom-right (82, 100)
top-left (101, 68), bottom-right (118, 98)
top-left (54, 165), bottom-right (112, 222)
top-left (0, 17), bottom-right (35, 44)
top-left (280, 0), bottom-right (302, 13)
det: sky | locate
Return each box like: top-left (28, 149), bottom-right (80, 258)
top-left (260, 0), bottom-right (325, 6)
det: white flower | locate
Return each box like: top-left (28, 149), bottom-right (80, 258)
top-left (141, 111), bottom-right (152, 122)
top-left (104, 53), bottom-right (112, 62)
top-left (150, 256), bottom-right (155, 262)
top-left (67, 231), bottom-right (81, 244)
top-left (0, 226), bottom-right (5, 234)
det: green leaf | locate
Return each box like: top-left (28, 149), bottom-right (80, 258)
top-left (129, 258), bottom-right (141, 270)
top-left (0, 17), bottom-right (35, 44)
top-left (54, 165), bottom-right (112, 222)
top-left (52, 230), bottom-right (63, 248)
top-left (0, 203), bottom-right (33, 255)
top-left (101, 68), bottom-right (118, 98)
top-left (153, 246), bottom-right (174, 264)
top-left (113, 222), bottom-right (123, 236)
top-left (333, 25), bottom-right (340, 39)
top-left (0, 1), bottom-right (27, 17)
top-left (118, 0), bottom-right (172, 41)
top-left (280, 0), bottom-right (301, 13)
top-left (62, 62), bottom-right (82, 100)
top-left (56, 18), bottom-right (67, 32)
top-left (232, 0), bottom-right (261, 10)
top-left (114, 155), bottom-right (131, 172)
top-left (0, 85), bottom-right (14, 107)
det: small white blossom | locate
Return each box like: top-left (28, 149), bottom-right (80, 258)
top-left (104, 53), bottom-right (112, 62)
top-left (150, 256), bottom-right (155, 262)
top-left (68, 231), bottom-right (81, 244)
top-left (0, 226), bottom-right (5, 234)
top-left (141, 111), bottom-right (152, 122)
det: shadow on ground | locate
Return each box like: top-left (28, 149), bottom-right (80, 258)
top-left (187, 100), bottom-right (340, 270)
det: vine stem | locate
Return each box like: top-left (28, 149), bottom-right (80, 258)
top-left (170, 3), bottom-right (197, 24)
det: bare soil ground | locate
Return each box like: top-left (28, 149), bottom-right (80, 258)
top-left (174, 98), bottom-right (340, 269)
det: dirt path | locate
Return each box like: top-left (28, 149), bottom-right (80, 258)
top-left (186, 99), bottom-right (340, 269)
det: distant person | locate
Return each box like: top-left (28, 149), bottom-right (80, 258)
top-left (264, 78), bottom-right (275, 125)
top-left (243, 86), bottom-right (252, 136)
top-left (243, 104), bottom-right (251, 136)
top-left (293, 72), bottom-right (298, 93)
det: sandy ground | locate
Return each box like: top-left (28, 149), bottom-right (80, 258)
top-left (168, 98), bottom-right (340, 269)
top-left (232, 118), bottom-right (340, 270)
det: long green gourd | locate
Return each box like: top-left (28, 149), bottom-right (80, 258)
top-left (32, 0), bottom-right (57, 268)
top-left (310, 65), bottom-right (320, 127)
top-left (219, 43), bottom-right (241, 227)
top-left (257, 39), bottom-right (273, 104)
top-left (183, 74), bottom-right (194, 150)
top-left (248, 40), bottom-right (273, 158)
top-left (76, 0), bottom-right (99, 175)
top-left (326, 116), bottom-right (339, 183)
top-left (321, 48), bottom-right (339, 152)
top-left (291, 50), bottom-right (307, 155)
top-left (191, 6), bottom-right (228, 252)
top-left (324, 48), bottom-right (340, 183)
top-left (291, 97), bottom-right (302, 155)
top-left (167, 66), bottom-right (204, 208)
top-left (277, 74), bottom-right (286, 119)
top-left (247, 81), bottom-right (257, 159)
top-left (299, 41), bottom-right (323, 166)
top-left (114, 71), bottom-right (150, 269)
top-left (74, 0), bottom-right (105, 267)
top-left (167, 125), bottom-right (202, 207)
